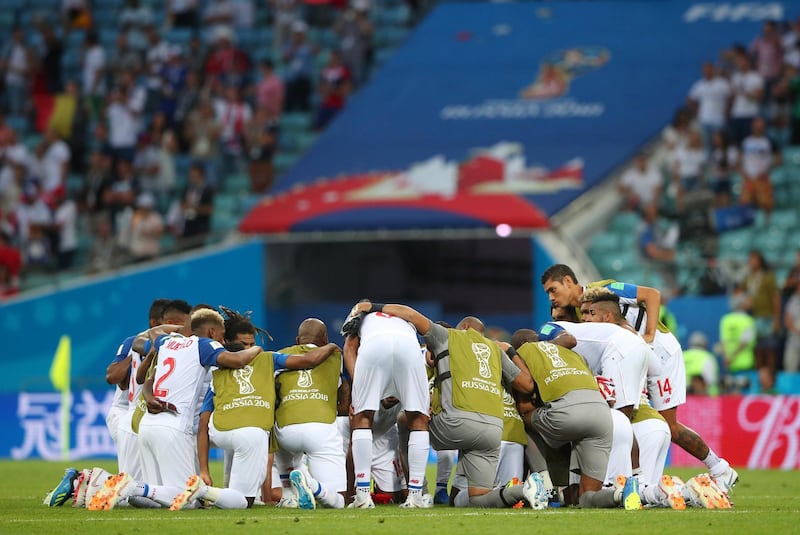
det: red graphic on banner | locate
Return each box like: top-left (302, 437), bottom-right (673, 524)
top-left (669, 395), bottom-right (800, 469)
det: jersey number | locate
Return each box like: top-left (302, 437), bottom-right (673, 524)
top-left (153, 357), bottom-right (176, 398)
top-left (657, 378), bottom-right (672, 398)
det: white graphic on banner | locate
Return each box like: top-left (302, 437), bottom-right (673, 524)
top-left (11, 391), bottom-right (116, 460)
top-left (738, 395), bottom-right (800, 469)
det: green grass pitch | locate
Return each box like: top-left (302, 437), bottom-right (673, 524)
top-left (1, 461), bottom-right (798, 534)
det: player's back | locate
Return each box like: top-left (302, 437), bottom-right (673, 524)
top-left (148, 334), bottom-right (209, 433)
top-left (359, 312), bottom-right (417, 341)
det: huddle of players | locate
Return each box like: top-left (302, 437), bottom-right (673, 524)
top-left (45, 262), bottom-right (737, 511)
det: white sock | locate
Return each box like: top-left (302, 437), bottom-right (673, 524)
top-left (351, 428), bottom-right (373, 496)
top-left (149, 485), bottom-right (184, 508)
top-left (407, 430), bottom-right (430, 496)
top-left (703, 450), bottom-right (723, 472)
top-left (640, 484), bottom-right (662, 506)
top-left (206, 487), bottom-right (248, 509)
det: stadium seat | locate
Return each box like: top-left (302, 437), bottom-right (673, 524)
top-left (608, 211), bottom-right (642, 233)
top-left (782, 146), bottom-right (800, 167)
top-left (374, 26), bottom-right (409, 48)
top-left (223, 173), bottom-right (250, 194)
top-left (588, 232), bottom-right (621, 256)
top-left (281, 112), bottom-right (312, 132)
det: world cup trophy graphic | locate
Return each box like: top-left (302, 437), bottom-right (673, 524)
top-left (298, 369), bottom-right (313, 388)
top-left (234, 365), bottom-right (256, 395)
top-left (472, 343), bottom-right (493, 379)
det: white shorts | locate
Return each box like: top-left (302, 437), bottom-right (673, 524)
top-left (352, 334), bottom-right (430, 414)
top-left (602, 345), bottom-right (647, 411)
top-left (106, 405), bottom-right (126, 446)
top-left (494, 441), bottom-right (524, 487)
top-left (632, 418), bottom-right (671, 487)
top-left (647, 331), bottom-right (687, 411)
top-left (371, 424), bottom-right (406, 492)
top-left (209, 415), bottom-right (270, 498)
top-left (138, 421), bottom-right (195, 487)
top-left (605, 408), bottom-right (633, 486)
top-left (275, 422), bottom-right (347, 492)
top-left (116, 425), bottom-right (144, 481)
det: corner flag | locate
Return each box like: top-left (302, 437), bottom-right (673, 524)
top-left (49, 335), bottom-right (71, 392)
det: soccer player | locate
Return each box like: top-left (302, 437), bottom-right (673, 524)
top-left (171, 330), bottom-right (342, 510)
top-left (541, 264), bottom-right (739, 492)
top-left (347, 302), bottom-right (538, 509)
top-left (511, 330), bottom-right (637, 509)
top-left (342, 302), bottom-right (432, 509)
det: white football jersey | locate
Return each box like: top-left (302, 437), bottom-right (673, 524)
top-left (359, 312), bottom-right (418, 341)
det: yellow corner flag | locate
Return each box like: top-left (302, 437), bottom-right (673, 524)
top-left (50, 335), bottom-right (71, 393)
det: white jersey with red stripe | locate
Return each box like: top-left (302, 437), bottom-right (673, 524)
top-left (144, 333), bottom-right (225, 434)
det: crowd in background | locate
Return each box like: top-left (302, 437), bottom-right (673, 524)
top-left (616, 18), bottom-right (800, 394)
top-left (0, 0), bottom-right (422, 297)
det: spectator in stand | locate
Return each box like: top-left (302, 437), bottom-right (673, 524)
top-left (15, 181), bottom-right (53, 267)
top-left (728, 51), bottom-right (764, 145)
top-left (707, 130), bottom-right (738, 208)
top-left (0, 130), bottom-right (30, 211)
top-left (784, 274), bottom-right (800, 373)
top-left (660, 107), bottom-right (695, 172)
top-left (742, 250), bottom-right (781, 393)
top-left (160, 46), bottom-right (189, 127)
top-left (671, 128), bottom-right (706, 212)
top-left (739, 116), bottom-right (781, 221)
top-left (215, 84), bottom-right (252, 178)
top-left (203, 0), bottom-right (237, 40)
top-left (256, 59), bottom-right (285, 121)
top-left (0, 231), bottom-right (21, 294)
top-left (156, 130), bottom-right (179, 203)
top-left (41, 127), bottom-right (71, 194)
top-left (637, 202), bottom-right (679, 294)
top-left (778, 63), bottom-right (800, 146)
top-left (108, 33), bottom-right (143, 89)
top-left (204, 27), bottom-right (251, 89)
top-left (167, 0), bottom-right (200, 29)
top-left (314, 49), bottom-right (352, 130)
top-left (244, 108), bottom-right (278, 193)
top-left (79, 149), bottom-right (113, 226)
top-left (282, 21), bottom-right (315, 111)
top-left (184, 99), bottom-right (221, 188)
top-left (104, 158), bottom-right (139, 232)
top-left (120, 0), bottom-right (155, 53)
top-left (1, 27), bottom-right (34, 117)
top-left (770, 63), bottom-right (795, 147)
top-left (174, 70), bottom-right (203, 136)
top-left (719, 286), bottom-right (756, 386)
top-left (144, 25), bottom-right (173, 115)
top-left (81, 30), bottom-right (106, 121)
top-left (185, 35), bottom-right (207, 77)
top-left (51, 189), bottom-right (78, 270)
top-left (35, 23), bottom-right (64, 95)
top-left (271, 0), bottom-right (302, 51)
top-left (782, 249), bottom-right (800, 300)
top-left (61, 0), bottom-right (92, 31)
top-left (106, 71), bottom-right (146, 164)
top-left (749, 20), bottom-right (784, 102)
top-left (334, 0), bottom-right (374, 87)
top-left (127, 192), bottom-right (164, 263)
top-left (687, 62), bottom-right (730, 151)
top-left (85, 216), bottom-right (122, 274)
top-left (178, 163), bottom-right (214, 249)
top-left (618, 152), bottom-right (662, 212)
top-left (683, 331), bottom-right (719, 396)
top-left (133, 133), bottom-right (161, 196)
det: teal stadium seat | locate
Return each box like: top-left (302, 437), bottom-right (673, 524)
top-left (776, 372), bottom-right (800, 395)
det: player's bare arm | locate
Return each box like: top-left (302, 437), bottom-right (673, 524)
top-left (215, 345), bottom-right (265, 369)
top-left (635, 285), bottom-right (661, 343)
top-left (284, 342), bottom-right (341, 369)
top-left (353, 301), bottom-right (432, 335)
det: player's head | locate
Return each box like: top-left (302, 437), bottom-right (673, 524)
top-left (148, 298), bottom-right (171, 327)
top-left (510, 328), bottom-right (538, 350)
top-left (297, 318), bottom-right (328, 346)
top-left (191, 308), bottom-right (226, 342)
top-left (551, 305), bottom-right (579, 322)
top-left (457, 316), bottom-right (485, 333)
top-left (541, 264), bottom-right (581, 308)
top-left (580, 287), bottom-right (622, 323)
top-left (161, 299), bottom-right (192, 329)
top-left (219, 305), bottom-right (271, 348)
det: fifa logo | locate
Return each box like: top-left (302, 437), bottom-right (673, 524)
top-left (233, 365), bottom-right (256, 395)
top-left (298, 369), bottom-right (313, 388)
top-left (540, 342), bottom-right (568, 368)
top-left (472, 343), bottom-right (493, 379)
